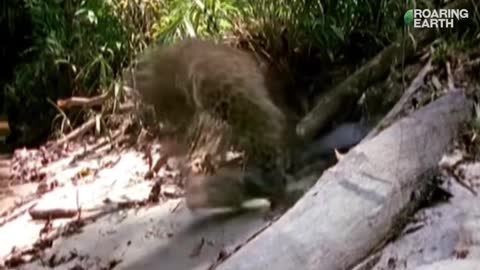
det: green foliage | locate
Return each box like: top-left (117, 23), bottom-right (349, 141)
top-left (431, 7), bottom-right (480, 64)
top-left (242, 0), bottom-right (403, 59)
top-left (111, 0), bottom-right (162, 55)
top-left (6, 0), bottom-right (408, 146)
top-left (12, 0), bottom-right (131, 98)
top-left (152, 0), bottom-right (244, 44)
top-left (148, 0), bottom-right (404, 61)
top-left (5, 0), bottom-right (161, 145)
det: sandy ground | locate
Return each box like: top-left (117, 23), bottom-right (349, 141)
top-left (0, 148), bottom-right (276, 270)
top-left (0, 144), bottom-right (479, 270)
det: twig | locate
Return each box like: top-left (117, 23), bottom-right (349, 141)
top-left (4, 199), bottom-right (151, 268)
top-left (28, 195), bottom-right (151, 221)
top-left (446, 61), bottom-right (455, 91)
top-left (28, 207), bottom-right (79, 220)
top-left (56, 90), bottom-right (134, 114)
top-left (54, 118), bottom-right (96, 147)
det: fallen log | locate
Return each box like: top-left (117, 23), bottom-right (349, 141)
top-left (296, 0), bottom-right (474, 140)
top-left (216, 91), bottom-right (472, 270)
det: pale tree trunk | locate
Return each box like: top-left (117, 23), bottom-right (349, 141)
top-left (216, 91), bottom-right (473, 270)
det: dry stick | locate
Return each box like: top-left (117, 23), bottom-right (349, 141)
top-left (296, 0), bottom-right (474, 140)
top-left (28, 196), bottom-right (149, 221)
top-left (363, 59), bottom-right (433, 141)
top-left (56, 92), bottom-right (111, 109)
top-left (216, 91), bottom-right (472, 270)
top-left (4, 200), bottom-right (148, 268)
top-left (54, 118), bottom-right (96, 147)
top-left (57, 93), bottom-right (134, 113)
top-left (117, 102), bottom-right (135, 113)
top-left (446, 61), bottom-right (455, 91)
top-left (56, 86), bottom-right (135, 114)
top-left (28, 207), bottom-right (78, 220)
top-left (52, 89), bottom-right (140, 154)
